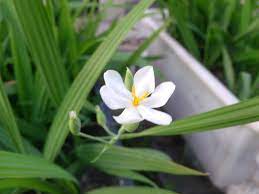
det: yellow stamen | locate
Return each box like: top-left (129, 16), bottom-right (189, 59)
top-left (131, 86), bottom-right (148, 106)
top-left (132, 97), bottom-right (140, 106)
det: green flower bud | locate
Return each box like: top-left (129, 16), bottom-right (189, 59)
top-left (124, 67), bottom-right (134, 90)
top-left (95, 106), bottom-right (107, 128)
top-left (123, 68), bottom-right (139, 132)
top-left (123, 122), bottom-right (139, 133)
top-left (69, 111), bottom-right (81, 135)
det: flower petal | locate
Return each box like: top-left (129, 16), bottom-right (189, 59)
top-left (142, 82), bottom-right (175, 108)
top-left (113, 107), bottom-right (143, 124)
top-left (133, 66), bottom-right (155, 97)
top-left (100, 86), bottom-right (131, 110)
top-left (137, 105), bottom-right (172, 125)
top-left (104, 70), bottom-right (132, 99)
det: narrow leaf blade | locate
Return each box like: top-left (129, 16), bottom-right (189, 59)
top-left (0, 179), bottom-right (64, 194)
top-left (77, 144), bottom-right (204, 176)
top-left (88, 187), bottom-right (178, 194)
top-left (0, 78), bottom-right (24, 153)
top-left (124, 97), bottom-right (259, 138)
top-left (13, 0), bottom-right (69, 106)
top-left (0, 151), bottom-right (76, 182)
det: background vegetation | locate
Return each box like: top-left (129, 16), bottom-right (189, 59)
top-left (158, 0), bottom-right (259, 99)
top-left (0, 0), bottom-right (258, 193)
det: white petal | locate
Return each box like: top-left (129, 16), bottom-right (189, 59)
top-left (133, 66), bottom-right (155, 96)
top-left (137, 105), bottom-right (172, 125)
top-left (104, 70), bottom-right (132, 99)
top-left (100, 86), bottom-right (131, 110)
top-left (113, 107), bottom-right (143, 124)
top-left (142, 82), bottom-right (175, 108)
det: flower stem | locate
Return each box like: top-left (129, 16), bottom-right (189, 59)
top-left (103, 125), bottom-right (116, 136)
top-left (91, 126), bottom-right (126, 163)
top-left (78, 132), bottom-right (109, 144)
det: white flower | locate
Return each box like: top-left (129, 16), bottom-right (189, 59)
top-left (100, 66), bottom-right (175, 125)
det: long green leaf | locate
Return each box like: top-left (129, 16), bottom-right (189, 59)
top-left (0, 0), bottom-right (33, 111)
top-left (0, 179), bottom-right (64, 194)
top-left (73, 0), bottom-right (90, 19)
top-left (0, 78), bottom-right (24, 153)
top-left (168, 0), bottom-right (200, 59)
top-left (222, 46), bottom-right (235, 91)
top-left (0, 126), bottom-right (14, 151)
top-left (238, 72), bottom-right (251, 100)
top-left (13, 0), bottom-right (69, 106)
top-left (88, 187), bottom-right (178, 194)
top-left (123, 97), bottom-right (259, 138)
top-left (222, 0), bottom-right (236, 31)
top-left (238, 0), bottom-right (251, 34)
top-left (77, 144), bottom-right (204, 176)
top-left (235, 49), bottom-right (259, 65)
top-left (0, 125), bottom-right (40, 155)
top-left (43, 0), bottom-right (155, 161)
top-left (0, 151), bottom-right (76, 182)
top-left (235, 18), bottom-right (259, 41)
top-left (31, 71), bottom-right (49, 123)
top-left (17, 118), bottom-right (47, 142)
top-left (204, 24), bottom-right (222, 67)
top-left (59, 0), bottom-right (77, 69)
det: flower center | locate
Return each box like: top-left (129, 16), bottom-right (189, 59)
top-left (131, 86), bottom-right (148, 107)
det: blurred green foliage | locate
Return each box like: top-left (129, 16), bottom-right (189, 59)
top-left (158, 0), bottom-right (259, 99)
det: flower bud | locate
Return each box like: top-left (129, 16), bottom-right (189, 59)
top-left (42, 0), bottom-right (47, 6)
top-left (124, 67), bottom-right (134, 90)
top-left (123, 122), bottom-right (139, 133)
top-left (69, 111), bottom-right (81, 135)
top-left (95, 106), bottom-right (107, 128)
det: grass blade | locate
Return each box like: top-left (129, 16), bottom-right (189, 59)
top-left (235, 18), bottom-right (259, 41)
top-left (13, 0), bottom-right (69, 106)
top-left (238, 0), bottom-right (252, 34)
top-left (168, 0), bottom-right (200, 59)
top-left (43, 0), bottom-right (155, 161)
top-left (0, 179), bottom-right (65, 194)
top-left (88, 186), bottom-right (178, 194)
top-left (0, 151), bottom-right (76, 182)
top-left (123, 97), bottom-right (259, 138)
top-left (238, 72), bottom-right (252, 100)
top-left (235, 49), bottom-right (259, 65)
top-left (222, 46), bottom-right (235, 91)
top-left (77, 144), bottom-right (204, 176)
top-left (0, 125), bottom-right (40, 156)
top-left (31, 71), bottom-right (49, 123)
top-left (58, 0), bottom-right (77, 72)
top-left (222, 0), bottom-right (236, 31)
top-left (0, 0), bottom-right (33, 112)
top-left (0, 78), bottom-right (24, 153)
top-left (204, 24), bottom-right (222, 67)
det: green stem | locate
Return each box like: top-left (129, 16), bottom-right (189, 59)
top-left (91, 126), bottom-right (126, 163)
top-left (103, 125), bottom-right (116, 136)
top-left (100, 131), bottom-right (143, 141)
top-left (78, 132), bottom-right (109, 144)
